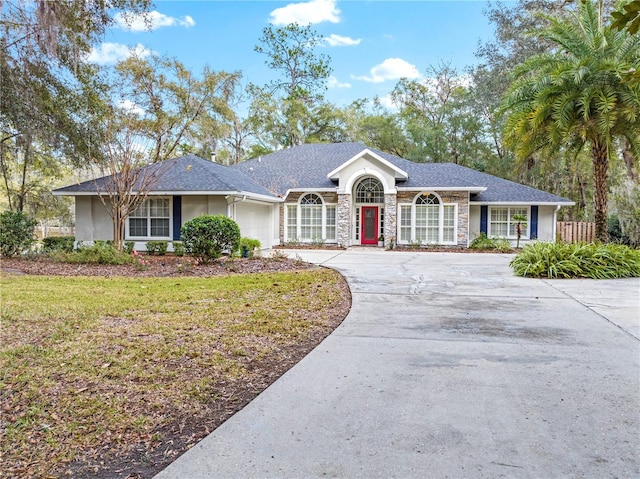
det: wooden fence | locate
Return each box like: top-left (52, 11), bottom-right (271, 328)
top-left (556, 221), bottom-right (595, 243)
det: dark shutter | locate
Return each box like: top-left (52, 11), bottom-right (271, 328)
top-left (172, 196), bottom-right (182, 240)
top-left (530, 206), bottom-right (538, 239)
top-left (480, 205), bottom-right (488, 234)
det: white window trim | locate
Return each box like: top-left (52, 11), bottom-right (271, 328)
top-left (396, 193), bottom-right (458, 245)
top-left (284, 193), bottom-right (338, 243)
top-left (125, 197), bottom-right (173, 241)
top-left (488, 206), bottom-right (530, 240)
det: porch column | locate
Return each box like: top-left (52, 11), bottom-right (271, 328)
top-left (337, 193), bottom-right (352, 247)
top-left (384, 193), bottom-right (397, 249)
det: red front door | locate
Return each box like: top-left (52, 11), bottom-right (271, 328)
top-left (361, 206), bottom-right (378, 245)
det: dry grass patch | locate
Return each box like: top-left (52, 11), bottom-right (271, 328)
top-left (0, 269), bottom-right (350, 478)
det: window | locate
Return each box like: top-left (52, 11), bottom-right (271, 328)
top-left (489, 207), bottom-right (529, 239)
top-left (285, 193), bottom-right (338, 243)
top-left (128, 198), bottom-right (170, 239)
top-left (326, 206), bottom-right (336, 240)
top-left (397, 193), bottom-right (457, 245)
top-left (355, 178), bottom-right (384, 203)
top-left (286, 205), bottom-right (297, 240)
top-left (400, 205), bottom-right (411, 242)
top-left (300, 194), bottom-right (322, 240)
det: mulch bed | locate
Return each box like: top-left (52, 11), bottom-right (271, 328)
top-left (0, 254), bottom-right (316, 278)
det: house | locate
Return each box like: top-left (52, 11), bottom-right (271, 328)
top-left (54, 142), bottom-right (574, 250)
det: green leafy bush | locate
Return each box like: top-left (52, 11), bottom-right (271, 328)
top-left (510, 242), bottom-right (640, 279)
top-left (239, 237), bottom-right (261, 257)
top-left (172, 241), bottom-right (185, 256)
top-left (469, 233), bottom-right (512, 252)
top-left (124, 241), bottom-right (135, 254)
top-left (0, 210), bottom-right (37, 256)
top-left (146, 240), bottom-right (168, 256)
top-left (53, 242), bottom-right (132, 265)
top-left (42, 236), bottom-right (75, 253)
top-left (181, 215), bottom-right (241, 264)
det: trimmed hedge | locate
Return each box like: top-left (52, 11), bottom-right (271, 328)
top-left (42, 236), bottom-right (75, 253)
top-left (181, 215), bottom-right (241, 264)
top-left (146, 241), bottom-right (168, 256)
top-left (510, 242), bottom-right (640, 279)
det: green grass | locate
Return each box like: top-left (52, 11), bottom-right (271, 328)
top-left (0, 270), bottom-right (349, 477)
top-left (509, 242), bottom-right (640, 278)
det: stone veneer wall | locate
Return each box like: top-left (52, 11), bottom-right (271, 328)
top-left (383, 193), bottom-right (397, 248)
top-left (337, 194), bottom-right (352, 247)
top-left (395, 190), bottom-right (469, 246)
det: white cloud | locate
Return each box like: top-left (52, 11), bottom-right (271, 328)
top-left (115, 11), bottom-right (195, 32)
top-left (87, 43), bottom-right (153, 65)
top-left (117, 99), bottom-right (145, 116)
top-left (324, 34), bottom-right (361, 47)
top-left (377, 94), bottom-right (399, 111)
top-left (352, 58), bottom-right (420, 83)
top-left (327, 75), bottom-right (351, 89)
top-left (270, 0), bottom-right (340, 25)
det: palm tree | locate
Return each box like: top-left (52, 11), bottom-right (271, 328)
top-left (502, 0), bottom-right (640, 242)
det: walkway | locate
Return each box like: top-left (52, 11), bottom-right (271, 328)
top-left (156, 250), bottom-right (639, 478)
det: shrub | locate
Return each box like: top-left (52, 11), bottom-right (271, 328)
top-left (42, 236), bottom-right (75, 253)
top-left (181, 215), bottom-right (241, 264)
top-left (146, 240), bottom-right (168, 256)
top-left (124, 241), bottom-right (135, 254)
top-left (172, 241), bottom-right (185, 257)
top-left (53, 242), bottom-right (132, 265)
top-left (469, 233), bottom-right (513, 252)
top-left (239, 237), bottom-right (261, 257)
top-left (0, 210), bottom-right (37, 256)
top-left (510, 242), bottom-right (640, 279)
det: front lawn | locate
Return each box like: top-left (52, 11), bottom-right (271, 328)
top-left (0, 268), bottom-right (350, 478)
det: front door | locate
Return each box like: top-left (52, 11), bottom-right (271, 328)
top-left (361, 206), bottom-right (378, 245)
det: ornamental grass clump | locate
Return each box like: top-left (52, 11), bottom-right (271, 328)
top-left (510, 242), bottom-right (640, 279)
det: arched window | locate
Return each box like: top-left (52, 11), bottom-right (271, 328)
top-left (286, 193), bottom-right (337, 243)
top-left (415, 194), bottom-right (440, 242)
top-left (399, 193), bottom-right (456, 245)
top-left (355, 178), bottom-right (384, 203)
top-left (416, 194), bottom-right (439, 205)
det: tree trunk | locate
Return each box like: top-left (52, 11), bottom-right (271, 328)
top-left (17, 137), bottom-right (32, 213)
top-left (591, 140), bottom-right (609, 243)
top-left (113, 204), bottom-right (124, 252)
top-left (622, 139), bottom-right (638, 182)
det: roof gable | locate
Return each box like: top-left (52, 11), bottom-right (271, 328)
top-left (327, 148), bottom-right (408, 181)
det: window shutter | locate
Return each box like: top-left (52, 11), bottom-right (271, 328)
top-left (172, 196), bottom-right (182, 240)
top-left (530, 206), bottom-right (538, 239)
top-left (480, 205), bottom-right (488, 234)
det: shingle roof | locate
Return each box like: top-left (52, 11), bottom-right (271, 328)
top-left (232, 143), bottom-right (573, 204)
top-left (55, 146), bottom-right (573, 205)
top-left (54, 155), bottom-right (277, 198)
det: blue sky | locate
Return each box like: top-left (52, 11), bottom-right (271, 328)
top-left (90, 0), bottom-right (504, 107)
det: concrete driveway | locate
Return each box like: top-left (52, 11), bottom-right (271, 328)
top-left (156, 250), bottom-right (639, 478)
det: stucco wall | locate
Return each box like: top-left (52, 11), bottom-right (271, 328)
top-left (469, 205), bottom-right (482, 242)
top-left (234, 201), bottom-right (276, 249)
top-left (182, 195), bottom-right (208, 222)
top-left (75, 196), bottom-right (112, 242)
top-left (336, 155), bottom-right (397, 193)
top-left (536, 205), bottom-right (557, 242)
